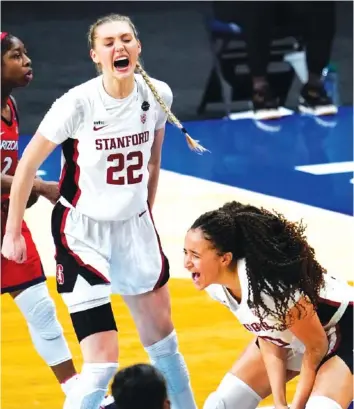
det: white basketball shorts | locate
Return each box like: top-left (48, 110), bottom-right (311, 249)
top-left (51, 199), bottom-right (169, 313)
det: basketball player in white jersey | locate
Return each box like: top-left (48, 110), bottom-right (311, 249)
top-left (184, 201), bottom-right (353, 409)
top-left (2, 14), bottom-right (204, 409)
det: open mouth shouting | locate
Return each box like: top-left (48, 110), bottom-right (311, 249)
top-left (113, 56), bottom-right (130, 73)
top-left (191, 272), bottom-right (201, 285)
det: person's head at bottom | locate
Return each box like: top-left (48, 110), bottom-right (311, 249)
top-left (111, 363), bottom-right (171, 409)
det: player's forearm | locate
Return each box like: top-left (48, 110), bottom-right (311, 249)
top-left (258, 338), bottom-right (288, 407)
top-left (1, 174), bottom-right (14, 193)
top-left (147, 161), bottom-right (161, 210)
top-left (6, 163), bottom-right (38, 235)
top-left (1, 174), bottom-right (43, 196)
top-left (291, 344), bottom-right (328, 409)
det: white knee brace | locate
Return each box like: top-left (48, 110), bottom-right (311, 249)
top-left (145, 330), bottom-right (197, 409)
top-left (15, 282), bottom-right (72, 366)
top-left (203, 373), bottom-right (261, 409)
top-left (305, 396), bottom-right (342, 409)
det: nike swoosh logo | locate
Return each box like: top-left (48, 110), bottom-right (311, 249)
top-left (93, 125), bottom-right (108, 131)
top-left (139, 210), bottom-right (147, 217)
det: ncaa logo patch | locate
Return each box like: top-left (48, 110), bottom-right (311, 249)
top-left (56, 264), bottom-right (64, 285)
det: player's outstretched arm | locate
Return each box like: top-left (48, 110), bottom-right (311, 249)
top-left (5, 132), bottom-right (57, 235)
top-left (1, 173), bottom-right (47, 201)
top-left (1, 174), bottom-right (40, 209)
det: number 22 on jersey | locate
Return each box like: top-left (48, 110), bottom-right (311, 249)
top-left (106, 151), bottom-right (143, 185)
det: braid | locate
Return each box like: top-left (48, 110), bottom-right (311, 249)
top-left (136, 63), bottom-right (207, 153)
top-left (192, 201), bottom-right (326, 330)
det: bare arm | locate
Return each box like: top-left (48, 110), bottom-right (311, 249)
top-left (288, 298), bottom-right (328, 409)
top-left (258, 338), bottom-right (289, 409)
top-left (1, 174), bottom-right (44, 195)
top-left (1, 174), bottom-right (15, 193)
top-left (6, 132), bottom-right (58, 235)
top-left (147, 127), bottom-right (165, 209)
top-left (1, 173), bottom-right (44, 210)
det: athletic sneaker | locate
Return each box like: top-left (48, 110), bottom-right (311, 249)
top-left (252, 85), bottom-right (283, 121)
top-left (298, 83), bottom-right (338, 116)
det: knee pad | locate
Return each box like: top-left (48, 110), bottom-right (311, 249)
top-left (15, 282), bottom-right (72, 366)
top-left (305, 396), bottom-right (342, 409)
top-left (15, 282), bottom-right (63, 339)
top-left (203, 373), bottom-right (261, 409)
top-left (70, 302), bottom-right (117, 343)
top-left (145, 330), bottom-right (183, 395)
top-left (145, 330), bottom-right (197, 408)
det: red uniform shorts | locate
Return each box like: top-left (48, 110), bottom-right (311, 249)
top-left (1, 205), bottom-right (45, 294)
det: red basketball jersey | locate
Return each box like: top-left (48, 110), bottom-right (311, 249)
top-left (1, 97), bottom-right (19, 202)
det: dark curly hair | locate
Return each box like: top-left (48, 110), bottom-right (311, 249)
top-left (112, 363), bottom-right (167, 409)
top-left (190, 201), bottom-right (326, 330)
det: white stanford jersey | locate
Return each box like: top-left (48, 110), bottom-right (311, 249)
top-left (206, 259), bottom-right (354, 354)
top-left (38, 74), bottom-right (173, 221)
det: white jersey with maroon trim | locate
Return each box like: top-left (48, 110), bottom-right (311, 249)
top-left (37, 74), bottom-right (172, 221)
top-left (206, 259), bottom-right (354, 354)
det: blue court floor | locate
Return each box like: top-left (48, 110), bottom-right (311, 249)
top-left (159, 107), bottom-right (353, 216)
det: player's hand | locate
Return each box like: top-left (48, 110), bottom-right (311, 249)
top-left (39, 181), bottom-right (60, 204)
top-left (1, 232), bottom-right (27, 263)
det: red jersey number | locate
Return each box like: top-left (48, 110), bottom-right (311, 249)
top-left (106, 151), bottom-right (144, 185)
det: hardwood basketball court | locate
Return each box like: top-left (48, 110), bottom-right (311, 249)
top-left (2, 167), bottom-right (352, 408)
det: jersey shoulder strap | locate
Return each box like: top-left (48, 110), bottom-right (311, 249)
top-left (8, 95), bottom-right (20, 125)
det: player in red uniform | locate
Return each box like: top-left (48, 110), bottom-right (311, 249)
top-left (0, 32), bottom-right (116, 408)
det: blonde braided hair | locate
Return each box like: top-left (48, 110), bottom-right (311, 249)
top-left (88, 14), bottom-right (207, 153)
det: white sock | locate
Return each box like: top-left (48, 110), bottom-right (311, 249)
top-left (63, 363), bottom-right (118, 409)
top-left (61, 373), bottom-right (115, 408)
top-left (61, 374), bottom-right (80, 396)
top-left (100, 395), bottom-right (115, 407)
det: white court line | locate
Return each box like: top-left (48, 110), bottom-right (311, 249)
top-left (228, 107), bottom-right (294, 120)
top-left (295, 161), bottom-right (354, 175)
